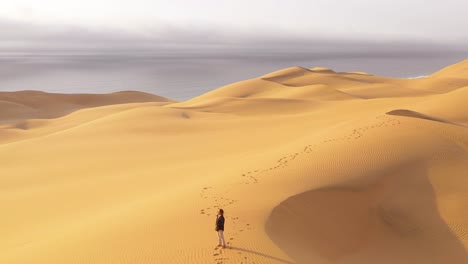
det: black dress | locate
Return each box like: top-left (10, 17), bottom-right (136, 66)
top-left (216, 215), bottom-right (225, 231)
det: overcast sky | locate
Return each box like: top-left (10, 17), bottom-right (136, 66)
top-left (1, 0), bottom-right (467, 52)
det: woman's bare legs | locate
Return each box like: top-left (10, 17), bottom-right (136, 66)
top-left (217, 230), bottom-right (226, 247)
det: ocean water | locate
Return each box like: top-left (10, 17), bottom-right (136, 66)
top-left (0, 52), bottom-right (466, 101)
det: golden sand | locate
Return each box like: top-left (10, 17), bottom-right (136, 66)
top-left (1, 60), bottom-right (467, 264)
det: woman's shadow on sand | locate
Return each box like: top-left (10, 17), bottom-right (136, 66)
top-left (229, 246), bottom-right (296, 264)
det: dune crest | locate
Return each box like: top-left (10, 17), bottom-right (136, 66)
top-left (386, 109), bottom-right (465, 127)
top-left (430, 59), bottom-right (468, 78)
top-left (310, 67), bottom-right (336, 74)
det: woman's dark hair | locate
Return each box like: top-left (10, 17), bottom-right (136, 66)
top-left (219, 209), bottom-right (224, 214)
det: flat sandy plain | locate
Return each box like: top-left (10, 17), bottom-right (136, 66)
top-left (1, 60), bottom-right (467, 264)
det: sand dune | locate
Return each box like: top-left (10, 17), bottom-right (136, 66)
top-left (386, 109), bottom-right (465, 127)
top-left (0, 90), bottom-right (172, 124)
top-left (409, 86), bottom-right (468, 124)
top-left (0, 60), bottom-right (467, 264)
top-left (431, 59), bottom-right (468, 78)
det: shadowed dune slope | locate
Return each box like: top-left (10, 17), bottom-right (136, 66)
top-left (0, 60), bottom-right (467, 264)
top-left (266, 126), bottom-right (468, 263)
top-left (385, 109), bottom-right (465, 127)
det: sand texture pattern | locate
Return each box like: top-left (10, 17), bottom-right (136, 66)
top-left (1, 60), bottom-right (467, 264)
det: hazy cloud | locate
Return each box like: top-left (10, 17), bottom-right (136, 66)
top-left (1, 17), bottom-right (467, 59)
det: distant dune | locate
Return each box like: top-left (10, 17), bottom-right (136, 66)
top-left (0, 90), bottom-right (173, 124)
top-left (0, 60), bottom-right (467, 264)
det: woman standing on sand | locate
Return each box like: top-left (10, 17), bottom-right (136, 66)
top-left (216, 209), bottom-right (226, 248)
